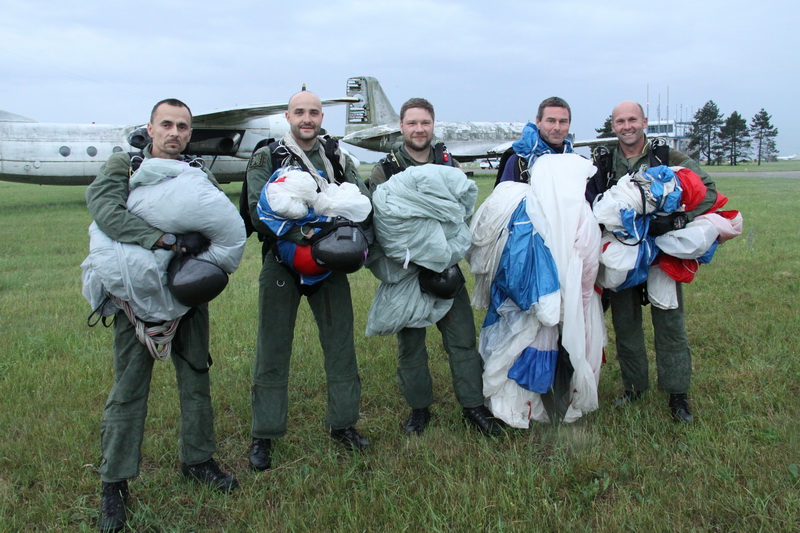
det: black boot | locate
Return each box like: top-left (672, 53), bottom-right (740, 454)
top-left (462, 405), bottom-right (503, 436)
top-left (669, 393), bottom-right (693, 423)
top-left (181, 458), bottom-right (239, 492)
top-left (249, 438), bottom-right (272, 471)
top-left (330, 426), bottom-right (370, 451)
top-left (615, 389), bottom-right (643, 407)
top-left (98, 480), bottom-right (128, 533)
top-left (403, 407), bottom-right (431, 435)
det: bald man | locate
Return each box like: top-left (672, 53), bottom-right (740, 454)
top-left (587, 100), bottom-right (718, 424)
top-left (245, 91), bottom-right (372, 470)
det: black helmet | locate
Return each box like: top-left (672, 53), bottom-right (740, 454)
top-left (167, 255), bottom-right (229, 307)
top-left (418, 264), bottom-right (465, 300)
top-left (310, 218), bottom-right (368, 274)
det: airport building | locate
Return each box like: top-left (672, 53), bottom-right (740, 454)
top-left (646, 119), bottom-right (691, 153)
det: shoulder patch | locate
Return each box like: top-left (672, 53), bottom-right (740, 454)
top-left (250, 151), bottom-right (267, 169)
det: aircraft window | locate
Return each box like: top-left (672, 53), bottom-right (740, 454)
top-left (112, 146), bottom-right (123, 153)
top-left (59, 146), bottom-right (71, 157)
top-left (87, 146), bottom-right (98, 157)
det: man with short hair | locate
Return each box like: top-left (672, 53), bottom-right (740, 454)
top-left (495, 96), bottom-right (574, 185)
top-left (369, 97), bottom-right (503, 437)
top-left (87, 99), bottom-right (237, 533)
top-left (587, 100), bottom-right (719, 423)
top-left (246, 91), bottom-right (371, 471)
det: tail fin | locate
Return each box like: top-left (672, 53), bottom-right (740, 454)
top-left (345, 76), bottom-right (400, 136)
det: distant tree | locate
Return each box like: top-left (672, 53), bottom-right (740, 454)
top-left (688, 100), bottom-right (724, 164)
top-left (596, 114), bottom-right (614, 138)
top-left (750, 108), bottom-right (779, 165)
top-left (718, 111), bottom-right (751, 165)
top-left (710, 136), bottom-right (726, 166)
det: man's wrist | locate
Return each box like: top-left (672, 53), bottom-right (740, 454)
top-left (156, 233), bottom-right (177, 249)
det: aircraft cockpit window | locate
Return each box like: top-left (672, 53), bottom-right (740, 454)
top-left (112, 146), bottom-right (123, 153)
top-left (59, 146), bottom-right (71, 157)
top-left (87, 146), bottom-right (98, 157)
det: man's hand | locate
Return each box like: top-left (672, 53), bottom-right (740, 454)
top-left (648, 213), bottom-right (687, 237)
top-left (177, 232), bottom-right (211, 255)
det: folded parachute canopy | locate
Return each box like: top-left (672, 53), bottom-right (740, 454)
top-left (81, 158), bottom-right (247, 322)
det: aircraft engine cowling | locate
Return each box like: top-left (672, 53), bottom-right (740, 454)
top-left (128, 127), bottom-right (151, 150)
top-left (126, 128), bottom-right (244, 156)
top-left (185, 130), bottom-right (244, 156)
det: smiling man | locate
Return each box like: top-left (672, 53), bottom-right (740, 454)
top-left (495, 96), bottom-right (574, 185)
top-left (368, 98), bottom-right (503, 437)
top-left (245, 90), bottom-right (372, 471)
top-left (587, 100), bottom-right (719, 424)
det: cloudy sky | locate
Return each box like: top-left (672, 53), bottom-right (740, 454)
top-left (1, 0), bottom-right (797, 160)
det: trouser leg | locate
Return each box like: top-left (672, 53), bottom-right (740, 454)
top-left (251, 255), bottom-right (301, 439)
top-left (309, 272), bottom-right (361, 430)
top-left (172, 305), bottom-right (216, 465)
top-left (609, 286), bottom-right (650, 393)
top-left (652, 283), bottom-right (692, 394)
top-left (436, 286), bottom-right (484, 408)
top-left (99, 311), bottom-right (154, 483)
top-left (396, 326), bottom-right (433, 409)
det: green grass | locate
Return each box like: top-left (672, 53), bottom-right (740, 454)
top-left (700, 160), bottom-right (800, 172)
top-left (0, 175), bottom-right (798, 531)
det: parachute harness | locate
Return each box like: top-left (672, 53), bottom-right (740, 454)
top-left (112, 295), bottom-right (182, 361)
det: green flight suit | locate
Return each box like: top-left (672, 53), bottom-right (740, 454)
top-left (370, 143), bottom-right (484, 410)
top-left (246, 139), bottom-right (369, 438)
top-left (86, 146), bottom-right (218, 483)
top-left (604, 141), bottom-right (718, 394)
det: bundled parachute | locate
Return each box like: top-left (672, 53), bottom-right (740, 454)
top-left (81, 158), bottom-right (246, 322)
top-left (365, 164), bottom-right (476, 337)
top-left (256, 166), bottom-right (371, 284)
top-left (467, 154), bottom-right (606, 426)
top-left (593, 165), bottom-right (742, 309)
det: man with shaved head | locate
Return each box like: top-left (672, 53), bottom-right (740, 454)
top-left (587, 100), bottom-right (718, 424)
top-left (245, 90), bottom-right (371, 470)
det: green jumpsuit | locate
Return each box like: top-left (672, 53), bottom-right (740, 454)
top-left (369, 143), bottom-right (485, 410)
top-left (86, 146), bottom-right (217, 483)
top-left (246, 139), bottom-right (369, 438)
top-left (602, 141), bottom-right (717, 394)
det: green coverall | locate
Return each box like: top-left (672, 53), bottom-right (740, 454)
top-left (603, 141), bottom-right (718, 394)
top-left (369, 143), bottom-right (485, 410)
top-left (246, 139), bottom-right (369, 438)
top-left (86, 146), bottom-right (218, 483)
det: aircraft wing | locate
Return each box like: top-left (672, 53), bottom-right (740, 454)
top-left (0, 110), bottom-right (37, 123)
top-left (193, 97), bottom-right (359, 127)
top-left (574, 137), bottom-right (617, 148)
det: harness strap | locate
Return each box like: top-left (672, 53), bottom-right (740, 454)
top-left (112, 295), bottom-right (182, 361)
top-left (380, 151), bottom-right (403, 179)
top-left (87, 294), bottom-right (115, 328)
top-left (381, 142), bottom-right (454, 180)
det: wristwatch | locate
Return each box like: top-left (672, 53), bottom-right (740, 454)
top-left (161, 233), bottom-right (177, 249)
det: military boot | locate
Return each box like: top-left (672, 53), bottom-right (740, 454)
top-left (669, 393), bottom-right (693, 423)
top-left (98, 480), bottom-right (128, 533)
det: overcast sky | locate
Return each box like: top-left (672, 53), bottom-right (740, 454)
top-left (2, 0), bottom-right (797, 160)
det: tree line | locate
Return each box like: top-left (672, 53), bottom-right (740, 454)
top-left (595, 103), bottom-right (779, 166)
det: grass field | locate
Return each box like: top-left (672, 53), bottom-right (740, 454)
top-left (0, 172), bottom-right (798, 531)
top-left (699, 160), bottom-right (800, 172)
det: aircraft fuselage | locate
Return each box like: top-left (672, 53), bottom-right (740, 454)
top-left (0, 122), bottom-right (137, 185)
top-left (0, 115), bottom-right (291, 185)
